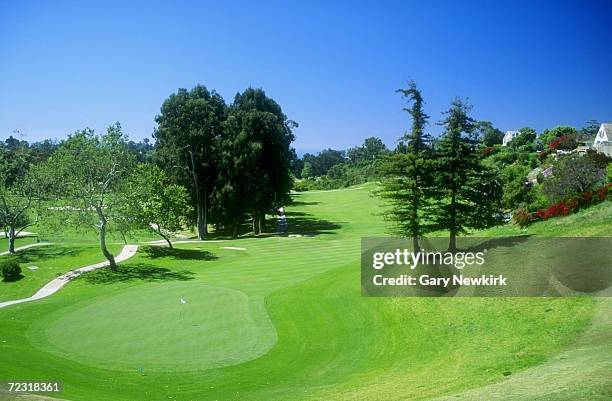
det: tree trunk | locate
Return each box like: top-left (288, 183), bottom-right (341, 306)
top-left (448, 194), bottom-right (457, 253)
top-left (203, 185), bottom-right (208, 236)
top-left (8, 225), bottom-right (16, 254)
top-left (196, 202), bottom-right (206, 240)
top-left (448, 233), bottom-right (457, 253)
top-left (189, 150), bottom-right (207, 240)
top-left (97, 210), bottom-right (117, 271)
top-left (412, 236), bottom-right (420, 253)
top-left (158, 229), bottom-right (173, 249)
top-left (252, 213), bottom-right (260, 235)
top-left (259, 214), bottom-right (265, 234)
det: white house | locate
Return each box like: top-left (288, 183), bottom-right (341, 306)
top-left (593, 123), bottom-right (612, 157)
top-left (502, 130), bottom-right (521, 146)
top-left (593, 123), bottom-right (611, 145)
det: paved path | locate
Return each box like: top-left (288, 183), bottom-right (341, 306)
top-left (0, 230), bottom-right (35, 238)
top-left (0, 245), bottom-right (138, 309)
top-left (0, 242), bottom-right (51, 256)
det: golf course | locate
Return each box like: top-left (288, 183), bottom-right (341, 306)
top-left (1, 184), bottom-right (610, 401)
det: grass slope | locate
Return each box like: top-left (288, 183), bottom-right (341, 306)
top-left (0, 185), bottom-right (610, 400)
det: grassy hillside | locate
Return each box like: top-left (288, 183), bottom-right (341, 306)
top-left (0, 185), bottom-right (610, 400)
top-left (479, 201), bottom-right (612, 237)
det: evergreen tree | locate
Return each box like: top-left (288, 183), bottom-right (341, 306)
top-left (377, 81), bottom-right (434, 251)
top-left (153, 85), bottom-right (226, 239)
top-left (220, 88), bottom-right (296, 235)
top-left (432, 99), bottom-right (502, 251)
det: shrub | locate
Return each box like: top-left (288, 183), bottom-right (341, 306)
top-left (542, 154), bottom-right (606, 203)
top-left (548, 134), bottom-right (577, 150)
top-left (1, 260), bottom-right (22, 281)
top-left (533, 184), bottom-right (610, 222)
top-left (292, 178), bottom-right (316, 192)
top-left (512, 208), bottom-right (533, 228)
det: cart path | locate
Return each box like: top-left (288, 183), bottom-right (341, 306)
top-left (0, 245), bottom-right (138, 309)
top-left (0, 242), bottom-right (51, 256)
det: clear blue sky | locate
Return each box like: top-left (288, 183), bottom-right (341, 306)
top-left (1, 0), bottom-right (611, 153)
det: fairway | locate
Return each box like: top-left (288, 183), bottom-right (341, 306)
top-left (1, 185), bottom-right (610, 400)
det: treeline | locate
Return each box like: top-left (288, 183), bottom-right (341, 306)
top-left (0, 85), bottom-right (296, 268)
top-left (291, 138), bottom-right (392, 191)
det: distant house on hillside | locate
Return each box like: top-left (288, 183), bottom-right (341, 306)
top-left (502, 130), bottom-right (521, 146)
top-left (593, 123), bottom-right (612, 156)
top-left (542, 166), bottom-right (554, 178)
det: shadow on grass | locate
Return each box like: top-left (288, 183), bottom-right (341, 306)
top-left (281, 210), bottom-right (343, 236)
top-left (288, 200), bottom-right (321, 206)
top-left (82, 263), bottom-right (195, 284)
top-left (418, 235), bottom-right (532, 253)
top-left (462, 235), bottom-right (532, 253)
top-left (11, 245), bottom-right (85, 264)
top-left (142, 246), bottom-right (218, 261)
top-left (191, 211), bottom-right (342, 240)
top-left (2, 274), bottom-right (24, 282)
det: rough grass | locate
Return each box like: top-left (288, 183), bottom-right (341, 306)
top-left (478, 200), bottom-right (612, 237)
top-left (0, 185), bottom-right (609, 400)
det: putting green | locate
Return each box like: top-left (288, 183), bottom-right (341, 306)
top-left (29, 282), bottom-right (276, 371)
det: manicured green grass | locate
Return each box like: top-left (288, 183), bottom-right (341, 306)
top-left (0, 244), bottom-right (123, 302)
top-left (0, 185), bottom-right (610, 400)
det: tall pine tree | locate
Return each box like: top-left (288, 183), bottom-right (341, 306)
top-left (432, 99), bottom-right (502, 251)
top-left (378, 81), bottom-right (435, 251)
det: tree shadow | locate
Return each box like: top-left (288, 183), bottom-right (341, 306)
top-left (287, 200), bottom-right (321, 206)
top-left (12, 246), bottom-right (84, 264)
top-left (418, 235), bottom-right (532, 253)
top-left (461, 235), bottom-right (532, 253)
top-left (2, 274), bottom-right (24, 282)
top-left (82, 263), bottom-right (195, 284)
top-left (142, 246), bottom-right (218, 261)
top-left (281, 210), bottom-right (343, 237)
top-left (200, 224), bottom-right (256, 240)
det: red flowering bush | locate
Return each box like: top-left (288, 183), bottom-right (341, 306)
top-left (533, 184), bottom-right (610, 222)
top-left (548, 135), bottom-right (577, 150)
top-left (595, 185), bottom-right (609, 201)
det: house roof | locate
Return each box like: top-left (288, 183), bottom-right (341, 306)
top-left (595, 123), bottom-right (612, 143)
top-left (504, 130), bottom-right (520, 138)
